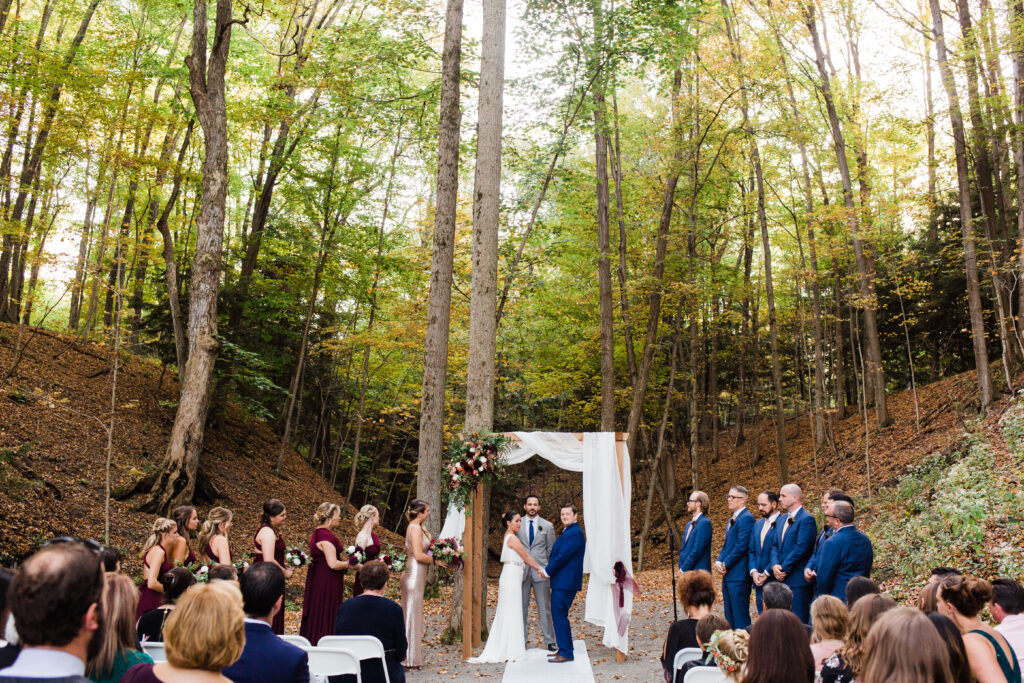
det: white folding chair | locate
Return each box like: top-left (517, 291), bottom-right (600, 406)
top-left (683, 666), bottom-right (727, 683)
top-left (316, 635), bottom-right (390, 683)
top-left (306, 646), bottom-right (362, 681)
top-left (281, 634), bottom-right (313, 649)
top-left (141, 641), bottom-right (166, 662)
top-left (673, 647), bottom-right (704, 683)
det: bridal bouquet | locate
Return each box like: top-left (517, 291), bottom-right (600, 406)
top-left (380, 545), bottom-right (406, 573)
top-left (444, 433), bottom-right (513, 509)
top-left (344, 545), bottom-right (367, 567)
top-left (284, 547), bottom-right (310, 568)
top-left (428, 537), bottom-right (465, 569)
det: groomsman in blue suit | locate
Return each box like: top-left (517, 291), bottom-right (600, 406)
top-left (805, 489), bottom-right (852, 592)
top-left (748, 490), bottom-right (781, 614)
top-left (677, 491), bottom-right (712, 576)
top-left (715, 486), bottom-right (755, 628)
top-left (770, 484), bottom-right (817, 623)
top-left (806, 500), bottom-right (873, 602)
top-left (544, 503), bottom-right (586, 663)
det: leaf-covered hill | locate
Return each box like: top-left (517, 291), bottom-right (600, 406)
top-left (0, 322), bottom-right (402, 572)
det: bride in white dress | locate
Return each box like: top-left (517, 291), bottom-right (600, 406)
top-left (469, 511), bottom-right (547, 663)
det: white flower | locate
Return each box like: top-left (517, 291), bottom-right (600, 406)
top-left (346, 546), bottom-right (356, 554)
top-left (293, 558), bottom-right (302, 566)
top-left (198, 565), bottom-right (208, 574)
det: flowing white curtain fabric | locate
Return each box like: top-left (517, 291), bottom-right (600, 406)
top-left (437, 431), bottom-right (633, 652)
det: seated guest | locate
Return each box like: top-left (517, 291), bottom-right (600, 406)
top-left (844, 575), bottom-right (879, 607)
top-left (819, 593), bottom-right (896, 683)
top-left (99, 548), bottom-right (121, 574)
top-left (917, 581), bottom-right (941, 613)
top-left (756, 582), bottom-right (812, 636)
top-left (929, 613), bottom-right (973, 683)
top-left (87, 574), bottom-right (154, 683)
top-left (136, 567), bottom-right (196, 644)
top-left (674, 614), bottom-right (729, 682)
top-left (334, 560), bottom-right (407, 683)
top-left (661, 570), bottom-right (716, 679)
top-left (0, 569), bottom-right (18, 670)
top-left (939, 575), bottom-right (1022, 683)
top-left (0, 540), bottom-right (103, 683)
top-left (222, 562), bottom-right (309, 683)
top-left (120, 581), bottom-right (245, 682)
top-left (706, 629), bottom-right (749, 682)
top-left (860, 607), bottom-right (954, 683)
top-left (742, 609), bottom-right (813, 683)
top-left (809, 595), bottom-right (848, 672)
top-left (930, 566), bottom-right (963, 584)
top-left (991, 578), bottom-right (1024, 673)
top-left (209, 565), bottom-right (238, 583)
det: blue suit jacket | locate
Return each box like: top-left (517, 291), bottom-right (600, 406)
top-left (716, 509), bottom-right (755, 583)
top-left (814, 525), bottom-right (874, 601)
top-left (224, 620), bottom-right (309, 683)
top-left (806, 526), bottom-right (835, 573)
top-left (678, 514), bottom-right (712, 572)
top-left (748, 515), bottom-right (779, 576)
top-left (769, 507), bottom-right (817, 587)
top-left (546, 523), bottom-right (585, 592)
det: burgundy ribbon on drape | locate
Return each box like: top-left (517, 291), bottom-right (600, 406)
top-left (611, 561), bottom-right (640, 636)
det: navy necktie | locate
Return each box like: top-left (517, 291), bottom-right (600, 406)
top-left (529, 520), bottom-right (535, 545)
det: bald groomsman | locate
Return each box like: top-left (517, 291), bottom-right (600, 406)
top-left (770, 484), bottom-right (817, 623)
top-left (677, 491), bottom-right (712, 575)
top-left (748, 490), bottom-right (781, 614)
top-left (807, 500), bottom-right (873, 602)
top-left (715, 486), bottom-right (755, 628)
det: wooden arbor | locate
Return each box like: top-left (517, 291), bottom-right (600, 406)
top-left (460, 432), bottom-right (630, 662)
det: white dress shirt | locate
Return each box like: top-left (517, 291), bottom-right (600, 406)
top-left (0, 648), bottom-right (86, 678)
top-left (995, 614), bottom-right (1024, 672)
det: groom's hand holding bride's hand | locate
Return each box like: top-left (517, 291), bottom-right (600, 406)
top-left (539, 568), bottom-right (549, 579)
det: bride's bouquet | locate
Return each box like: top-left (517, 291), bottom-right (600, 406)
top-left (380, 545), bottom-right (406, 573)
top-left (428, 537), bottom-right (465, 569)
top-left (345, 545), bottom-right (367, 567)
top-left (284, 547), bottom-right (310, 568)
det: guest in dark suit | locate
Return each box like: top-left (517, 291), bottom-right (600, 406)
top-left (748, 491), bottom-right (781, 614)
top-left (715, 486), bottom-right (755, 629)
top-left (223, 562), bottom-right (309, 683)
top-left (544, 504), bottom-right (586, 663)
top-left (809, 501), bottom-right (873, 602)
top-left (334, 560), bottom-right (406, 683)
top-left (677, 491), bottom-right (712, 575)
top-left (770, 484), bottom-right (817, 624)
top-left (755, 583), bottom-right (813, 638)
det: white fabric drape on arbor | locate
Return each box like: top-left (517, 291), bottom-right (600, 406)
top-left (438, 431), bottom-right (633, 653)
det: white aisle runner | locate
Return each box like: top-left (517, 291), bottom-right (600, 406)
top-left (501, 640), bottom-right (595, 683)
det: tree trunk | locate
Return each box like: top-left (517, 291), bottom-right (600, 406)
top-left (929, 0), bottom-right (994, 409)
top-left (610, 90), bottom-right (637, 386)
top-left (143, 0), bottom-right (233, 513)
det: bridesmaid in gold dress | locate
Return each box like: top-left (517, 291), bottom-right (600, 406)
top-left (400, 499), bottom-right (447, 669)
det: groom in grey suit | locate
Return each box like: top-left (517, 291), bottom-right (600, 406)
top-left (516, 495), bottom-right (557, 651)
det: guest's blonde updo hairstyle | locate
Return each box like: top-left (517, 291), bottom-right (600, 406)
top-left (163, 580), bottom-right (245, 671)
top-left (355, 505), bottom-right (379, 527)
top-left (314, 502), bottom-right (341, 526)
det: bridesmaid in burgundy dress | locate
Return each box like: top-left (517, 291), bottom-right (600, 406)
top-left (198, 506), bottom-right (233, 565)
top-left (352, 504), bottom-right (381, 597)
top-left (136, 518), bottom-right (179, 620)
top-left (169, 506), bottom-right (199, 567)
top-left (300, 502), bottom-right (348, 644)
top-left (254, 498), bottom-right (293, 634)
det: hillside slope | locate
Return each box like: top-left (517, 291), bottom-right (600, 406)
top-left (0, 322), bottom-right (400, 574)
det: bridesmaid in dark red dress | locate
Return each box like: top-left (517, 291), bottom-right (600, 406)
top-left (169, 506), bottom-right (199, 567)
top-left (136, 518), bottom-right (179, 620)
top-left (254, 499), bottom-right (292, 634)
top-left (299, 502), bottom-right (348, 644)
top-left (352, 504), bottom-right (381, 596)
top-left (198, 506), bottom-right (233, 565)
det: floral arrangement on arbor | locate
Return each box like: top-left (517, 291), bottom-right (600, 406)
top-left (428, 537), bottom-right (465, 569)
top-left (444, 432), bottom-right (513, 509)
top-left (380, 545), bottom-right (406, 573)
top-left (284, 547), bottom-right (310, 568)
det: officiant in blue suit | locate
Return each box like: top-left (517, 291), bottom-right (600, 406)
top-left (715, 486), bottom-right (755, 629)
top-left (544, 504), bottom-right (586, 663)
top-left (677, 491), bottom-right (712, 574)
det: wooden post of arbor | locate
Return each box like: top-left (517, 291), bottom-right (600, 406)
top-left (462, 482), bottom-right (486, 658)
top-left (473, 483), bottom-right (484, 647)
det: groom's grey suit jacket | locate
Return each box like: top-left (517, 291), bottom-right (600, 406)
top-left (516, 514), bottom-right (554, 581)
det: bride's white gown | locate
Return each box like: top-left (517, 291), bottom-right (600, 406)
top-left (469, 533), bottom-right (527, 663)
